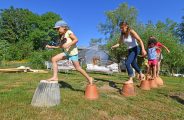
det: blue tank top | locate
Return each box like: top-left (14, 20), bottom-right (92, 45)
top-left (148, 47), bottom-right (157, 60)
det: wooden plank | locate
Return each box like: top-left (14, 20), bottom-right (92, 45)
top-left (0, 68), bottom-right (24, 73)
top-left (0, 68), bottom-right (48, 73)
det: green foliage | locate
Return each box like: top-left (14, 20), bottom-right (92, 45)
top-left (177, 16), bottom-right (184, 43)
top-left (0, 72), bottom-right (184, 120)
top-left (98, 3), bottom-right (138, 62)
top-left (0, 40), bottom-right (10, 62)
top-left (28, 51), bottom-right (46, 69)
top-left (138, 20), bottom-right (184, 73)
top-left (89, 38), bottom-right (102, 46)
top-left (98, 3), bottom-right (137, 36)
top-left (0, 7), bottom-right (37, 43)
top-left (99, 3), bottom-right (184, 74)
top-left (0, 7), bottom-right (61, 61)
top-left (106, 33), bottom-right (127, 62)
top-left (28, 49), bottom-right (59, 69)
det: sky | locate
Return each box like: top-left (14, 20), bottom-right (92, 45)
top-left (0, 0), bottom-right (184, 46)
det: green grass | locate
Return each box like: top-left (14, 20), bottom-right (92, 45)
top-left (0, 71), bottom-right (184, 120)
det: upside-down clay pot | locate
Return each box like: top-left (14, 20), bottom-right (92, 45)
top-left (149, 78), bottom-right (158, 88)
top-left (140, 79), bottom-right (151, 90)
top-left (155, 77), bottom-right (164, 86)
top-left (85, 84), bottom-right (99, 100)
top-left (122, 83), bottom-right (136, 97)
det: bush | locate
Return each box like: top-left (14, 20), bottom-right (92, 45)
top-left (28, 51), bottom-right (45, 69)
top-left (28, 49), bottom-right (60, 69)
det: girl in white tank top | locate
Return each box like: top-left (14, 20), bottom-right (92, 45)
top-left (111, 21), bottom-right (147, 84)
top-left (122, 34), bottom-right (138, 49)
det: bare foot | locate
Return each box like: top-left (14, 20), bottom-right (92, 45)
top-left (146, 75), bottom-right (151, 80)
top-left (124, 80), bottom-right (133, 84)
top-left (46, 77), bottom-right (58, 81)
top-left (139, 74), bottom-right (145, 81)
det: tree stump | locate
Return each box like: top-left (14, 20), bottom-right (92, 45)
top-left (31, 80), bottom-right (60, 107)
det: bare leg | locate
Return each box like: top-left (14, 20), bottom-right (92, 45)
top-left (157, 60), bottom-right (161, 77)
top-left (124, 77), bottom-right (133, 84)
top-left (147, 65), bottom-right (150, 76)
top-left (47, 53), bottom-right (66, 81)
top-left (72, 61), bottom-right (93, 85)
top-left (153, 65), bottom-right (157, 78)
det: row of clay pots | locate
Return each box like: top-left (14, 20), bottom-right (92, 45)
top-left (85, 77), bottom-right (164, 99)
top-left (122, 77), bottom-right (164, 97)
top-left (140, 77), bottom-right (164, 90)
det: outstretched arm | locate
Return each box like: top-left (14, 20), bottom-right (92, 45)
top-left (130, 29), bottom-right (147, 56)
top-left (162, 45), bottom-right (170, 53)
top-left (111, 35), bottom-right (123, 49)
top-left (46, 45), bottom-right (60, 49)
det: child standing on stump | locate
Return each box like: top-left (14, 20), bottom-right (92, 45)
top-left (46, 20), bottom-right (93, 84)
top-left (111, 21), bottom-right (147, 84)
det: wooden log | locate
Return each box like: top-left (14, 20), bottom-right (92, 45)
top-left (31, 80), bottom-right (60, 107)
top-left (0, 68), bottom-right (24, 73)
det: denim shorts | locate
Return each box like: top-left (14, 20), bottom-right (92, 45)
top-left (64, 53), bottom-right (78, 61)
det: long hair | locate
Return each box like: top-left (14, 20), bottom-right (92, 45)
top-left (58, 26), bottom-right (70, 45)
top-left (119, 21), bottom-right (131, 38)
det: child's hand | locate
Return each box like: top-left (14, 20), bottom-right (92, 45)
top-left (142, 49), bottom-right (147, 57)
top-left (111, 46), bottom-right (114, 50)
top-left (111, 46), bottom-right (116, 50)
top-left (62, 43), bottom-right (70, 49)
top-left (46, 45), bottom-right (53, 49)
top-left (167, 50), bottom-right (170, 53)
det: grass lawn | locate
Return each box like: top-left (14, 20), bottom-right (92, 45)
top-left (0, 71), bottom-right (183, 120)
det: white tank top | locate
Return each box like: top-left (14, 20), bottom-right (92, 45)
top-left (122, 34), bottom-right (138, 49)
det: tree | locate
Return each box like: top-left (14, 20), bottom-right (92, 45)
top-left (98, 3), bottom-right (137, 37)
top-left (0, 7), bottom-right (39, 43)
top-left (177, 16), bottom-right (184, 44)
top-left (98, 3), bottom-right (184, 74)
top-left (98, 3), bottom-right (138, 62)
top-left (89, 38), bottom-right (102, 46)
top-left (139, 20), bottom-right (184, 74)
top-left (0, 40), bottom-right (10, 63)
top-left (0, 7), bottom-right (61, 60)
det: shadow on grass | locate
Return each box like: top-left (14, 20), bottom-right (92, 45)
top-left (170, 95), bottom-right (184, 105)
top-left (94, 78), bottom-right (122, 93)
top-left (58, 71), bottom-right (76, 75)
top-left (58, 81), bottom-right (84, 93)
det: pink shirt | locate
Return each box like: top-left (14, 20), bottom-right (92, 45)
top-left (155, 42), bottom-right (163, 54)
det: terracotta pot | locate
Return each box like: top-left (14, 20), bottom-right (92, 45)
top-left (155, 77), bottom-right (164, 86)
top-left (85, 84), bottom-right (99, 100)
top-left (140, 80), bottom-right (151, 90)
top-left (149, 78), bottom-right (158, 88)
top-left (122, 83), bottom-right (136, 97)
